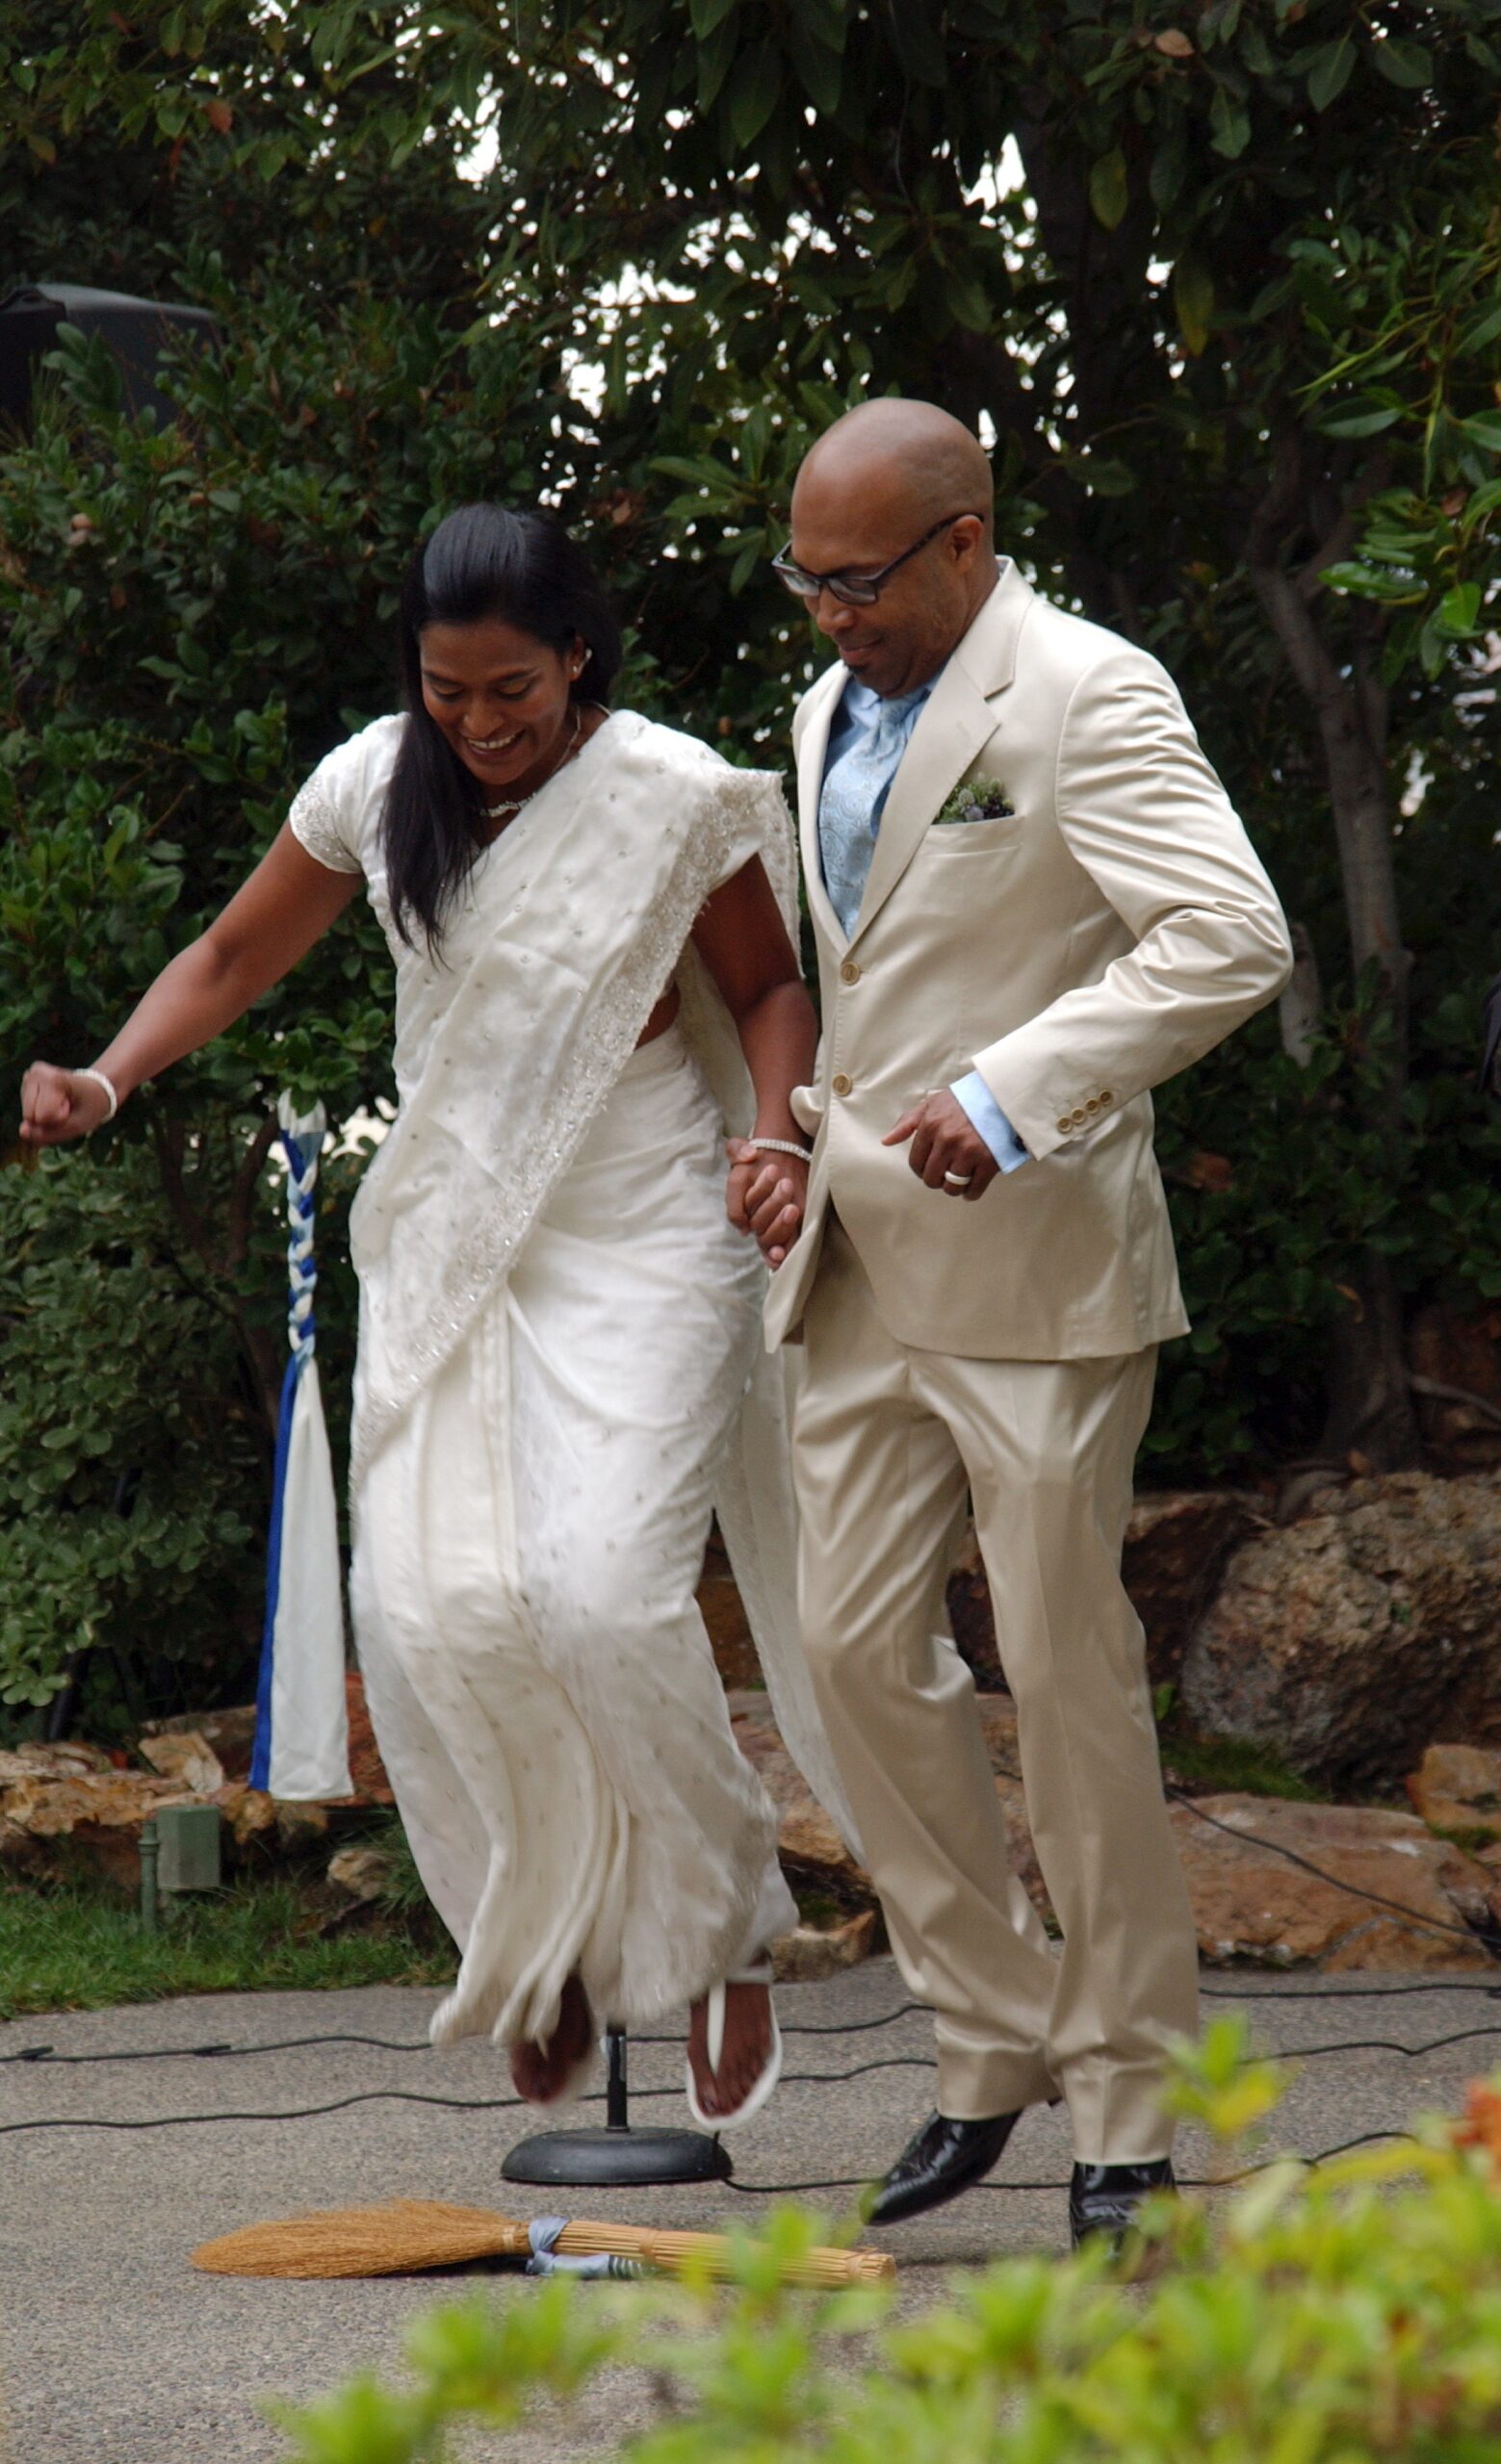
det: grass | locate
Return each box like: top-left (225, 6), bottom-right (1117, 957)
top-left (1159, 1729), bottom-right (1323, 1802)
top-left (0, 1871), bottom-right (456, 2020)
top-left (1429, 1823), bottom-right (1501, 1860)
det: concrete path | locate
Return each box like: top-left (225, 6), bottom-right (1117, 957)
top-left (4, 1959), bottom-right (1500, 2462)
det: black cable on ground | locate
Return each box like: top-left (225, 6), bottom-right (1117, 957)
top-left (1202, 1979), bottom-right (1501, 2000)
top-left (0, 2083), bottom-right (1423, 2198)
top-left (719, 2125), bottom-right (1417, 2200)
top-left (8, 1983), bottom-right (1501, 2072)
top-left (0, 2007), bottom-right (930, 2068)
top-left (12, 2015), bottom-right (1501, 2144)
top-left (0, 2033), bottom-right (429, 2066)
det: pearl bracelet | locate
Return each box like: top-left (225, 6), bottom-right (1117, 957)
top-left (749, 1138), bottom-right (811, 1162)
top-left (73, 1066), bottom-right (119, 1124)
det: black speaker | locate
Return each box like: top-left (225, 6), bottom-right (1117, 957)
top-left (0, 282), bottom-right (218, 434)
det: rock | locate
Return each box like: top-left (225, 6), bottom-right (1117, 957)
top-left (728, 1693), bottom-right (873, 1906)
top-left (977, 1696), bottom-right (1022, 1777)
top-left (327, 1845), bottom-right (397, 1903)
top-left (1407, 1742), bottom-right (1501, 1839)
top-left (343, 1672), bottom-right (395, 1806)
top-left (992, 1774), bottom-right (1052, 1927)
top-left (0, 1769), bottom-right (196, 1890)
top-left (272, 1800), bottom-right (330, 1856)
top-left (772, 1909), bottom-right (882, 1981)
top-left (699, 1527), bottom-right (763, 1691)
top-left (1170, 1792), bottom-right (1500, 1970)
top-left (138, 1731), bottom-right (225, 1796)
top-left (946, 1524), bottom-right (1006, 1690)
top-left (945, 1491), bottom-right (1266, 1697)
top-left (1410, 1303), bottom-right (1501, 1467)
top-left (0, 1740), bottom-right (114, 1784)
top-left (738, 1691), bottom-right (1499, 1971)
top-left (1123, 1490), bottom-right (1266, 1689)
top-left (142, 1706), bottom-right (258, 1780)
top-left (211, 1782), bottom-right (277, 1858)
top-left (1178, 1470), bottom-right (1501, 1790)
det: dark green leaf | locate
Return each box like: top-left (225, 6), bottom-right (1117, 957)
top-left (1149, 134), bottom-right (1185, 211)
top-left (1174, 255), bottom-right (1215, 357)
top-left (789, 16), bottom-right (841, 114)
top-left (696, 14), bottom-right (738, 108)
top-left (725, 38), bottom-right (781, 148)
top-left (887, 1), bottom-right (948, 88)
top-left (1209, 82), bottom-right (1251, 158)
top-left (1304, 35), bottom-right (1355, 110)
top-left (1455, 302), bottom-right (1501, 359)
top-left (944, 266), bottom-right (995, 333)
top-left (1313, 398), bottom-right (1404, 439)
top-left (1369, 37), bottom-right (1432, 90)
top-left (1438, 579), bottom-right (1482, 634)
top-left (1089, 147), bottom-right (1128, 229)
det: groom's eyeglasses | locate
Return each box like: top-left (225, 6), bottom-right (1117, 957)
top-left (771, 513), bottom-right (978, 608)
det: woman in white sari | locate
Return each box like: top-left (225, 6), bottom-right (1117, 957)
top-left (20, 504), bottom-right (852, 2126)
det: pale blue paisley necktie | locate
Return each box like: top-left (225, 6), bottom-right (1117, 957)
top-left (817, 682), bottom-right (932, 939)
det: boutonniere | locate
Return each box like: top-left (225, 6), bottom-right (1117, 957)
top-left (938, 775), bottom-right (1015, 824)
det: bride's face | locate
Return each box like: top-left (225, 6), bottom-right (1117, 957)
top-left (419, 615), bottom-right (584, 801)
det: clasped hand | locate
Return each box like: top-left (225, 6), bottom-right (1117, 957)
top-left (726, 1141), bottom-right (808, 1269)
top-left (18, 1064), bottom-right (111, 1146)
top-left (882, 1088), bottom-right (997, 1198)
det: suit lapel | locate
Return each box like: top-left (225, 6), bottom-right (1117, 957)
top-left (848, 560), bottom-right (1034, 948)
top-left (795, 662), bottom-right (849, 953)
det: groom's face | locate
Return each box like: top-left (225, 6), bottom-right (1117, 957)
top-left (788, 462), bottom-right (986, 699)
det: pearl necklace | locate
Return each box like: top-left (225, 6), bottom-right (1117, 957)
top-left (481, 704), bottom-right (585, 825)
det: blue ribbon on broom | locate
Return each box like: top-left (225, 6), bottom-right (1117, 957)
top-left (250, 1096), bottom-right (352, 1801)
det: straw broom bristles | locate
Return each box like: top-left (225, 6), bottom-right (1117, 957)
top-left (194, 2202), bottom-right (527, 2278)
top-left (192, 2200), bottom-right (894, 2286)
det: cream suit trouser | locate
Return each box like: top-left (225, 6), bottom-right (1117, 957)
top-left (792, 1220), bottom-right (1199, 2164)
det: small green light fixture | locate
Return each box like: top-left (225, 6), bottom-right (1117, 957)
top-left (140, 1805), bottom-right (222, 1928)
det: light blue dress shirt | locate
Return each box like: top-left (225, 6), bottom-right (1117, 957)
top-left (818, 672), bottom-right (1029, 1173)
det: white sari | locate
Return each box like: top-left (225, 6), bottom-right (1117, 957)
top-left (289, 708), bottom-right (853, 2044)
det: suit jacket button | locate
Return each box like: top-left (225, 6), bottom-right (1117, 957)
top-left (1056, 1115), bottom-right (1071, 1132)
top-left (1100, 1091), bottom-right (1114, 1105)
top-left (1070, 1109), bottom-right (1086, 1125)
top-left (833, 1071), bottom-right (853, 1097)
top-left (840, 959), bottom-right (861, 985)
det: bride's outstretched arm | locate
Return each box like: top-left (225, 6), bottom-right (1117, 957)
top-left (692, 854), bottom-right (817, 1267)
top-left (18, 826), bottom-right (360, 1145)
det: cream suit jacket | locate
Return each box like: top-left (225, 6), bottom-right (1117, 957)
top-left (764, 559), bottom-right (1294, 1358)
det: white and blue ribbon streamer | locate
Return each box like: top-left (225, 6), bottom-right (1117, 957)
top-left (250, 1096), bottom-right (352, 1802)
top-left (524, 2219), bottom-right (648, 2279)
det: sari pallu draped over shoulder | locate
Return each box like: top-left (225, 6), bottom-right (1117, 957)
top-left (347, 709), bottom-right (861, 1854)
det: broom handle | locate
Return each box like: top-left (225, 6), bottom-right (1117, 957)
top-left (550, 2218), bottom-right (893, 2285)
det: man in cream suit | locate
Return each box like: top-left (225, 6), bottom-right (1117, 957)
top-left (759, 399), bottom-right (1292, 2246)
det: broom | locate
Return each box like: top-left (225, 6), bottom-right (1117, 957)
top-left (192, 2199), bottom-right (894, 2286)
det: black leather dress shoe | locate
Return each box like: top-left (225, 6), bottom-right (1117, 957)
top-left (867, 2109), bottom-right (1023, 2226)
top-left (1069, 2157), bottom-right (1177, 2250)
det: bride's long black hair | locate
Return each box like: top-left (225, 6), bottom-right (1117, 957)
top-left (382, 503), bottom-right (623, 950)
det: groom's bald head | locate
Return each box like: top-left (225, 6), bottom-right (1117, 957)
top-left (789, 400), bottom-right (997, 698)
top-left (797, 400), bottom-right (996, 546)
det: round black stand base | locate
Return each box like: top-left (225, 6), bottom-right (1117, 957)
top-left (501, 2025), bottom-right (732, 2188)
top-left (502, 2123), bottom-right (732, 2188)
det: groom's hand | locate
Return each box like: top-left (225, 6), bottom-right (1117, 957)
top-left (883, 1090), bottom-right (998, 1200)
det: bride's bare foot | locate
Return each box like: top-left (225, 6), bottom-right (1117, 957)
top-left (509, 1972), bottom-right (594, 2104)
top-left (687, 1961), bottom-right (774, 2120)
